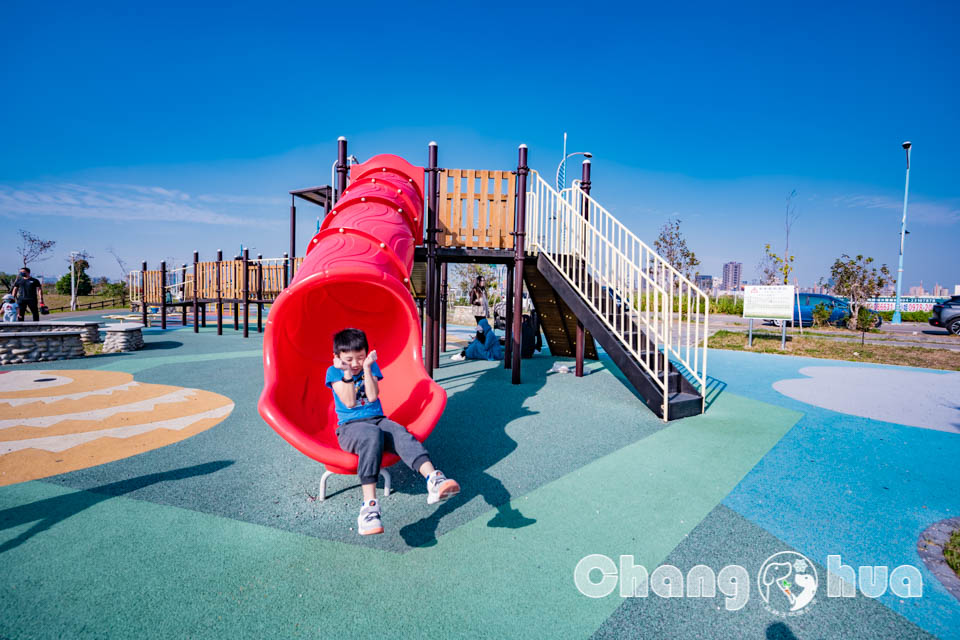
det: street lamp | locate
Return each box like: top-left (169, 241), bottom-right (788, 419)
top-left (556, 151), bottom-right (592, 191)
top-left (892, 141), bottom-right (912, 324)
top-left (68, 251), bottom-right (81, 311)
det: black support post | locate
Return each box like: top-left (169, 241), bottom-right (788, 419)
top-left (233, 256), bottom-right (239, 331)
top-left (216, 250), bottom-right (223, 335)
top-left (181, 263), bottom-right (187, 327)
top-left (242, 249), bottom-right (249, 338)
top-left (439, 262), bottom-right (448, 353)
top-left (336, 136), bottom-right (348, 203)
top-left (256, 253), bottom-right (263, 333)
top-left (289, 195), bottom-right (296, 281)
top-left (504, 262), bottom-right (514, 369)
top-left (424, 141), bottom-right (438, 376)
top-left (141, 261), bottom-right (148, 327)
top-left (575, 159), bottom-right (591, 377)
top-left (282, 252), bottom-right (289, 290)
top-left (511, 145), bottom-right (529, 384)
top-left (160, 261), bottom-right (167, 330)
top-left (192, 251), bottom-right (199, 333)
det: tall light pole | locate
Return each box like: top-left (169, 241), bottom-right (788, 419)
top-left (892, 141), bottom-right (912, 324)
top-left (69, 251), bottom-right (78, 311)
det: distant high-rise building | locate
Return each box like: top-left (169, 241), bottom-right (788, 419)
top-left (954, 284), bottom-right (960, 296)
top-left (908, 285), bottom-right (926, 297)
top-left (695, 275), bottom-right (714, 291)
top-left (721, 262), bottom-right (742, 292)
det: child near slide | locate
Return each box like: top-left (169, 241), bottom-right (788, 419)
top-left (326, 328), bottom-right (460, 535)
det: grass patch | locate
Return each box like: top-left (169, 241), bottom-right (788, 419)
top-left (709, 329), bottom-right (960, 371)
top-left (945, 528), bottom-right (960, 579)
top-left (83, 342), bottom-right (103, 356)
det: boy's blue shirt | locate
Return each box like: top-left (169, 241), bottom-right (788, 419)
top-left (325, 361), bottom-right (384, 425)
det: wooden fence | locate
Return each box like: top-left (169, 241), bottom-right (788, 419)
top-left (129, 257), bottom-right (304, 304)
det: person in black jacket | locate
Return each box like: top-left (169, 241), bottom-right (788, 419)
top-left (11, 267), bottom-right (45, 322)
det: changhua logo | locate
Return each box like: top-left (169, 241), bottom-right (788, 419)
top-left (757, 552), bottom-right (818, 616)
top-left (574, 552), bottom-right (923, 613)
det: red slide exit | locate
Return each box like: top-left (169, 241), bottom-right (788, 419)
top-left (258, 154), bottom-right (446, 475)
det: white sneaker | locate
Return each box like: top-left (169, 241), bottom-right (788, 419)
top-left (426, 471), bottom-right (460, 505)
top-left (358, 499), bottom-right (383, 535)
top-left (451, 353), bottom-right (466, 361)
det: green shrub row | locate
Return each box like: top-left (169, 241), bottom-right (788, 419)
top-left (876, 310), bottom-right (931, 322)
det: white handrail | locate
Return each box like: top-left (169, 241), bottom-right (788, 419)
top-left (525, 171), bottom-right (710, 419)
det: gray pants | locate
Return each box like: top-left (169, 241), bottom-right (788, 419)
top-left (336, 416), bottom-right (431, 485)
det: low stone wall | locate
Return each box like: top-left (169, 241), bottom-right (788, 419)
top-left (0, 321), bottom-right (101, 344)
top-left (103, 324), bottom-right (145, 353)
top-left (449, 305), bottom-right (488, 327)
top-left (0, 331), bottom-right (85, 364)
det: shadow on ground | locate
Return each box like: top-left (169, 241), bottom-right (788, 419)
top-left (397, 357), bottom-right (550, 547)
top-left (140, 340), bottom-right (184, 351)
top-left (0, 461), bottom-right (233, 554)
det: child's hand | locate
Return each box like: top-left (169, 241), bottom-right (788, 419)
top-left (363, 350), bottom-right (377, 369)
top-left (333, 355), bottom-right (348, 371)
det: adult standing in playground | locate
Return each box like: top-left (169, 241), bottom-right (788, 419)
top-left (469, 275), bottom-right (489, 324)
top-left (11, 267), bottom-right (44, 322)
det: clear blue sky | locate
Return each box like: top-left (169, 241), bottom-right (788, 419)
top-left (1, 1), bottom-right (957, 290)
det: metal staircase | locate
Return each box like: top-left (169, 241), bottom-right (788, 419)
top-left (525, 172), bottom-right (710, 420)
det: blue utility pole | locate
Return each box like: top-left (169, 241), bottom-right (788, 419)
top-left (892, 141), bottom-right (912, 324)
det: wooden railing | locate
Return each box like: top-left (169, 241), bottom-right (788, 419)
top-left (438, 169), bottom-right (516, 249)
top-left (129, 256), bottom-right (305, 304)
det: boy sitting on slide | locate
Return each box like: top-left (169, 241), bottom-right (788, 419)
top-left (327, 328), bottom-right (460, 536)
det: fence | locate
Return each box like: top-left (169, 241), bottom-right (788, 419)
top-left (129, 256), bottom-right (304, 304)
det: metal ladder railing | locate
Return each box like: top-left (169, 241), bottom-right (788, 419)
top-left (525, 171), bottom-right (709, 419)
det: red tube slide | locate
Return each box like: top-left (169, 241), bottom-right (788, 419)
top-left (258, 153), bottom-right (446, 475)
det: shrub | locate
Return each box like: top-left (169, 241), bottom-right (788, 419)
top-left (812, 303), bottom-right (832, 327)
top-left (876, 310), bottom-right (930, 323)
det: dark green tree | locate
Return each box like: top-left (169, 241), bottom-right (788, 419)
top-left (56, 262), bottom-right (93, 296)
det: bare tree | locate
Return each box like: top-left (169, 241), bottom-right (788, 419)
top-left (652, 218), bottom-right (700, 281)
top-left (106, 247), bottom-right (130, 281)
top-left (782, 189), bottom-right (800, 284)
top-left (17, 229), bottom-right (56, 267)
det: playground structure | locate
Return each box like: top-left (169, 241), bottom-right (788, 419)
top-left (259, 153), bottom-right (446, 498)
top-left (129, 137), bottom-right (710, 421)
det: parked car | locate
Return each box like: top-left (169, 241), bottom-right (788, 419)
top-left (768, 294), bottom-right (881, 328)
top-left (929, 295), bottom-right (960, 335)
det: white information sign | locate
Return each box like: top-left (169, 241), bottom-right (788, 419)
top-left (743, 285), bottom-right (795, 320)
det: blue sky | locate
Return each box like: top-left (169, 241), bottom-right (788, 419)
top-left (1, 1), bottom-right (957, 290)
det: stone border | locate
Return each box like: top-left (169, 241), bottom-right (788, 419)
top-left (917, 516), bottom-right (960, 602)
top-left (103, 323), bottom-right (144, 353)
top-left (0, 331), bottom-right (85, 364)
top-left (0, 321), bottom-right (101, 344)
